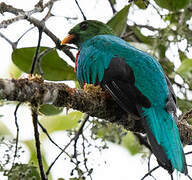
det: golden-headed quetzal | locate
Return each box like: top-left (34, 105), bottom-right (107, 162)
top-left (61, 20), bottom-right (188, 176)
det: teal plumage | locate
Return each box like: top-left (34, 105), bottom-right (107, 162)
top-left (142, 107), bottom-right (184, 172)
top-left (77, 34), bottom-right (186, 174)
top-left (61, 20), bottom-right (187, 176)
top-left (77, 35), bottom-right (168, 104)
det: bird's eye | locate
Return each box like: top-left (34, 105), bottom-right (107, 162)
top-left (80, 22), bottom-right (88, 31)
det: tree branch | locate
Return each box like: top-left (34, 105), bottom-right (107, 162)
top-left (74, 0), bottom-right (87, 20)
top-left (25, 16), bottom-right (75, 62)
top-left (0, 78), bottom-right (192, 144)
top-left (0, 2), bottom-right (24, 15)
top-left (0, 15), bottom-right (26, 29)
top-left (0, 1), bottom-right (75, 62)
top-left (108, 0), bottom-right (116, 14)
top-left (31, 103), bottom-right (47, 180)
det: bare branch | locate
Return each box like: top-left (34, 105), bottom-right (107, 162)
top-left (0, 32), bottom-right (14, 47)
top-left (37, 48), bottom-right (54, 75)
top-left (108, 0), bottom-right (116, 14)
top-left (74, 0), bottom-right (86, 20)
top-left (46, 114), bottom-right (89, 177)
top-left (13, 102), bottom-right (22, 164)
top-left (0, 1), bottom-right (58, 16)
top-left (0, 15), bottom-right (25, 29)
top-left (35, 0), bottom-right (44, 9)
top-left (16, 27), bottom-right (35, 45)
top-left (73, 114), bottom-right (89, 159)
top-left (38, 121), bottom-right (63, 150)
top-left (43, 0), bottom-right (59, 10)
top-left (0, 1), bottom-right (76, 62)
top-left (30, 27), bottom-right (43, 74)
top-left (42, 1), bottom-right (53, 22)
top-left (31, 104), bottom-right (47, 180)
top-left (0, 78), bottom-right (192, 145)
top-left (0, 2), bottom-right (24, 15)
top-left (26, 16), bottom-right (75, 62)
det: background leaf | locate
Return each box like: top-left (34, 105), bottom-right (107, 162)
top-left (121, 132), bottom-right (142, 155)
top-left (5, 163), bottom-right (40, 180)
top-left (0, 121), bottom-right (11, 136)
top-left (107, 5), bottom-right (130, 36)
top-left (132, 27), bottom-right (154, 45)
top-left (8, 63), bottom-right (22, 79)
top-left (39, 104), bottom-right (63, 116)
top-left (39, 111), bottom-right (82, 133)
top-left (23, 140), bottom-right (51, 179)
top-left (12, 47), bottom-right (76, 81)
top-left (134, 0), bottom-right (148, 9)
top-left (109, 0), bottom-right (116, 5)
top-left (178, 98), bottom-right (192, 113)
top-left (177, 59), bottom-right (192, 82)
top-left (154, 0), bottom-right (190, 11)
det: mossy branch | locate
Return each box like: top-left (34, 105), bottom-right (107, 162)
top-left (0, 77), bottom-right (192, 144)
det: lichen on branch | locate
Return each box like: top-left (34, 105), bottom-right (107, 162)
top-left (0, 77), bottom-right (192, 145)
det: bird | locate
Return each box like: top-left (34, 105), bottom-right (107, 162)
top-left (61, 20), bottom-right (188, 177)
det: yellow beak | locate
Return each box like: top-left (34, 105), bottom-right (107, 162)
top-left (60, 34), bottom-right (75, 45)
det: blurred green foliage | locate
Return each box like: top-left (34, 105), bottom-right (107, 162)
top-left (154, 0), bottom-right (190, 11)
top-left (107, 5), bottom-right (130, 36)
top-left (39, 104), bottom-right (63, 116)
top-left (12, 47), bottom-right (76, 81)
top-left (5, 163), bottom-right (40, 180)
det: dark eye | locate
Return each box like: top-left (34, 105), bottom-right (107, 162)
top-left (80, 22), bottom-right (88, 31)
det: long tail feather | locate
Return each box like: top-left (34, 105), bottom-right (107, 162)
top-left (142, 107), bottom-right (187, 174)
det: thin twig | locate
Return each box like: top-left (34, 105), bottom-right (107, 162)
top-left (42, 2), bottom-right (53, 22)
top-left (187, 174), bottom-right (192, 180)
top-left (26, 16), bottom-right (75, 62)
top-left (180, 108), bottom-right (192, 122)
top-left (0, 2), bottom-right (75, 62)
top-left (147, 154), bottom-right (157, 180)
top-left (108, 0), bottom-right (116, 14)
top-left (46, 114), bottom-right (89, 178)
top-left (37, 48), bottom-right (54, 75)
top-left (0, 27), bottom-right (34, 49)
top-left (46, 136), bottom-right (73, 177)
top-left (31, 104), bottom-right (47, 180)
top-left (0, 0), bottom-right (59, 17)
top-left (74, 0), bottom-right (86, 20)
top-left (30, 26), bottom-right (44, 74)
top-left (0, 32), bottom-right (14, 48)
top-left (35, 0), bottom-right (44, 9)
top-left (0, 2), bottom-right (24, 15)
top-left (16, 27), bottom-right (35, 45)
top-left (13, 102), bottom-right (22, 164)
top-left (0, 15), bottom-right (25, 29)
top-left (141, 166), bottom-right (159, 180)
top-left (73, 114), bottom-right (89, 158)
top-left (43, 0), bottom-right (58, 10)
top-left (72, 115), bottom-right (90, 178)
top-left (82, 134), bottom-right (93, 180)
top-left (38, 121), bottom-right (77, 167)
top-left (38, 121), bottom-right (62, 150)
top-left (185, 151), bottom-right (192, 155)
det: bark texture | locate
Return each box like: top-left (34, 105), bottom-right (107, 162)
top-left (0, 78), bottom-right (192, 144)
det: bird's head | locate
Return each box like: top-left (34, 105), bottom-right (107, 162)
top-left (61, 20), bottom-right (114, 47)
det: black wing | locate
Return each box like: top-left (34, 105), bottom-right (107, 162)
top-left (100, 57), bottom-right (151, 116)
